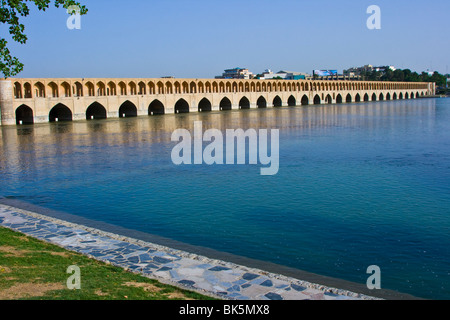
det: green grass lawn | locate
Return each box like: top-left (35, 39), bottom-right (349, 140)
top-left (0, 226), bottom-right (215, 300)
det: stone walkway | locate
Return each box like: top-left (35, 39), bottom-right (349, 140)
top-left (0, 204), bottom-right (379, 300)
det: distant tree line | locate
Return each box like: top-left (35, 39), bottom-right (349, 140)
top-left (360, 68), bottom-right (447, 87)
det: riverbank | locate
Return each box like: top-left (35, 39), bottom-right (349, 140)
top-left (0, 225), bottom-right (213, 300)
top-left (0, 202), bottom-right (408, 301)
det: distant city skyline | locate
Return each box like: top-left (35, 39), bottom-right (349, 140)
top-left (1, 0), bottom-right (448, 78)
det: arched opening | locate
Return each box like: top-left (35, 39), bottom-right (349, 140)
top-left (119, 101), bottom-right (138, 118)
top-left (372, 93), bottom-right (377, 101)
top-left (257, 96), bottom-right (267, 108)
top-left (175, 99), bottom-right (190, 114)
top-left (336, 94), bottom-right (343, 104)
top-left (129, 82), bottom-right (137, 95)
top-left (273, 96), bottom-right (282, 107)
top-left (49, 103), bottom-right (72, 122)
top-left (86, 102), bottom-right (107, 120)
top-left (379, 93), bottom-right (384, 101)
top-left (325, 94), bottom-right (332, 104)
top-left (85, 82), bottom-right (95, 96)
top-left (386, 93), bottom-right (391, 101)
top-left (107, 82), bottom-right (117, 96)
top-left (24, 83), bottom-right (32, 98)
top-left (364, 93), bottom-right (369, 102)
top-left (198, 98), bottom-right (212, 112)
top-left (393, 93), bottom-right (397, 100)
top-left (399, 92), bottom-right (403, 100)
top-left (34, 82), bottom-right (45, 98)
top-left (355, 94), bottom-right (361, 103)
top-left (346, 94), bottom-right (352, 103)
top-left (16, 105), bottom-right (34, 125)
top-left (288, 95), bottom-right (296, 107)
top-left (149, 100), bottom-right (165, 115)
top-left (411, 92), bottom-right (415, 99)
top-left (220, 97), bottom-right (232, 111)
top-left (96, 82), bottom-right (106, 96)
top-left (61, 82), bottom-right (71, 97)
top-left (48, 82), bottom-right (59, 98)
top-left (118, 82), bottom-right (127, 95)
top-left (313, 95), bottom-right (321, 105)
top-left (14, 82), bottom-right (23, 99)
top-left (74, 82), bottom-right (83, 97)
top-left (301, 95), bottom-right (309, 106)
top-left (138, 82), bottom-right (147, 95)
top-left (405, 92), bottom-right (410, 99)
top-left (239, 97), bottom-right (250, 109)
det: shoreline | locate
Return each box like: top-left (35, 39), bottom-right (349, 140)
top-left (0, 199), bottom-right (421, 300)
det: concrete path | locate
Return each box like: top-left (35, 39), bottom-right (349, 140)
top-left (0, 204), bottom-right (379, 300)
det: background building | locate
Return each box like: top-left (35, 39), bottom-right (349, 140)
top-left (343, 65), bottom-right (396, 78)
top-left (216, 68), bottom-right (254, 79)
top-left (257, 69), bottom-right (311, 80)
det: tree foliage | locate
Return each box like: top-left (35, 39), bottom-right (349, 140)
top-left (360, 67), bottom-right (447, 87)
top-left (1, 0), bottom-right (87, 78)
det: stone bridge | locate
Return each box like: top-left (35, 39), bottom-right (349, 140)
top-left (0, 78), bottom-right (435, 125)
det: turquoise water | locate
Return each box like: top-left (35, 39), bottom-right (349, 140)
top-left (1, 99), bottom-right (449, 299)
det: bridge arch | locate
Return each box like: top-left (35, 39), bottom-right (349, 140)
top-left (198, 98), bottom-right (212, 112)
top-left (220, 97), bottom-right (232, 111)
top-left (301, 95), bottom-right (309, 105)
top-left (273, 96), bottom-right (282, 107)
top-left (313, 94), bottom-right (321, 105)
top-left (119, 101), bottom-right (138, 118)
top-left (346, 93), bottom-right (352, 103)
top-left (86, 102), bottom-right (107, 120)
top-left (149, 99), bottom-right (165, 115)
top-left (49, 103), bottom-right (72, 122)
top-left (372, 93), bottom-right (377, 101)
top-left (257, 96), bottom-right (267, 108)
top-left (336, 94), bottom-right (343, 104)
top-left (16, 104), bottom-right (34, 125)
top-left (325, 94), bottom-right (332, 104)
top-left (364, 93), bottom-right (369, 102)
top-left (355, 93), bottom-right (361, 103)
top-left (175, 99), bottom-right (189, 114)
top-left (239, 97), bottom-right (250, 109)
top-left (386, 93), bottom-right (391, 101)
top-left (288, 95), bottom-right (296, 107)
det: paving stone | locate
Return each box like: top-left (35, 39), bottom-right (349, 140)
top-left (242, 273), bottom-right (260, 281)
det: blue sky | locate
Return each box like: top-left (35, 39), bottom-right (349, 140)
top-left (2, 0), bottom-right (449, 78)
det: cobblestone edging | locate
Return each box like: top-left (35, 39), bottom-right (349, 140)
top-left (0, 204), bottom-right (380, 300)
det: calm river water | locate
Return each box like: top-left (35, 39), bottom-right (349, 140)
top-left (1, 98), bottom-right (449, 299)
